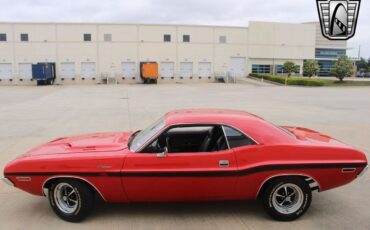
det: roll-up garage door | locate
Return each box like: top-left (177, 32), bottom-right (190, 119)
top-left (81, 62), bottom-right (96, 78)
top-left (18, 63), bottom-right (32, 79)
top-left (198, 62), bottom-right (212, 77)
top-left (121, 62), bottom-right (136, 78)
top-left (60, 62), bottom-right (75, 79)
top-left (229, 57), bottom-right (246, 78)
top-left (180, 62), bottom-right (193, 78)
top-left (160, 62), bottom-right (174, 78)
top-left (0, 63), bottom-right (12, 80)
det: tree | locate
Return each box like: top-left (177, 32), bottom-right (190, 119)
top-left (356, 58), bottom-right (368, 71)
top-left (331, 56), bottom-right (355, 82)
top-left (303, 60), bottom-right (320, 78)
top-left (283, 61), bottom-right (296, 77)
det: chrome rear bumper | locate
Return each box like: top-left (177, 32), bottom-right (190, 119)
top-left (1, 177), bottom-right (14, 187)
top-left (357, 166), bottom-right (368, 178)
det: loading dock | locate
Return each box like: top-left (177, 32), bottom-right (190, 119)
top-left (81, 62), bottom-right (96, 79)
top-left (160, 62), bottom-right (175, 78)
top-left (18, 63), bottom-right (32, 80)
top-left (60, 62), bottom-right (75, 79)
top-left (180, 62), bottom-right (193, 78)
top-left (0, 63), bottom-right (12, 80)
top-left (198, 62), bottom-right (212, 78)
top-left (121, 62), bottom-right (136, 79)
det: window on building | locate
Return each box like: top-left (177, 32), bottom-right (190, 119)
top-left (252, 64), bottom-right (271, 74)
top-left (164, 34), bottom-right (171, 42)
top-left (275, 65), bottom-right (300, 75)
top-left (183, 35), bottom-right (190, 42)
top-left (315, 48), bottom-right (346, 59)
top-left (317, 60), bottom-right (335, 76)
top-left (0, 33), bottom-right (6, 41)
top-left (219, 36), bottom-right (227, 43)
top-left (275, 65), bottom-right (284, 74)
top-left (20, 33), bottom-right (29, 42)
top-left (294, 65), bottom-right (300, 74)
top-left (83, 33), bottom-right (92, 41)
top-left (104, 33), bottom-right (112, 42)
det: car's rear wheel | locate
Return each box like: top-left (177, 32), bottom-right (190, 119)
top-left (49, 179), bottom-right (94, 222)
top-left (262, 177), bottom-right (311, 221)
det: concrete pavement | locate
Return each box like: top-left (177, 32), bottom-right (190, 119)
top-left (0, 83), bottom-right (369, 229)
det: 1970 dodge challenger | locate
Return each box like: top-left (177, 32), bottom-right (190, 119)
top-left (2, 109), bottom-right (368, 222)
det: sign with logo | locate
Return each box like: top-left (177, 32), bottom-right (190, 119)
top-left (316, 0), bottom-right (361, 40)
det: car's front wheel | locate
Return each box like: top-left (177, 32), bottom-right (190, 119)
top-left (49, 179), bottom-right (94, 222)
top-left (262, 177), bottom-right (312, 221)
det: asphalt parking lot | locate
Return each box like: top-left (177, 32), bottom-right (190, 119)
top-left (0, 82), bottom-right (369, 230)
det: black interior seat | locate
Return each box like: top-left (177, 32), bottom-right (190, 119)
top-left (215, 135), bottom-right (227, 151)
top-left (198, 128), bottom-right (213, 152)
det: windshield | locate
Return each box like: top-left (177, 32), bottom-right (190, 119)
top-left (130, 117), bottom-right (165, 152)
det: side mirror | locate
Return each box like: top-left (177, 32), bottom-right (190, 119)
top-left (157, 147), bottom-right (168, 158)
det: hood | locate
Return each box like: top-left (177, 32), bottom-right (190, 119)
top-left (25, 132), bottom-right (132, 157)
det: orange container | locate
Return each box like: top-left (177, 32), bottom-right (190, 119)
top-left (141, 62), bottom-right (158, 79)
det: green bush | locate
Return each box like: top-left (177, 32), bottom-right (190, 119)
top-left (249, 73), bottom-right (325, 86)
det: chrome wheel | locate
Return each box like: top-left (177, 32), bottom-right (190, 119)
top-left (272, 183), bottom-right (304, 214)
top-left (53, 183), bottom-right (79, 214)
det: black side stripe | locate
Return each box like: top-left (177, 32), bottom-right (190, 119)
top-left (4, 162), bottom-right (367, 178)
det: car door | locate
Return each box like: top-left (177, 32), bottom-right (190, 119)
top-left (121, 125), bottom-right (238, 202)
top-left (221, 125), bottom-right (264, 199)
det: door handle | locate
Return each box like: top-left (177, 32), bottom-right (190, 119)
top-left (219, 160), bottom-right (229, 167)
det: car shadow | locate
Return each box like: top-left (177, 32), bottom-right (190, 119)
top-left (90, 197), bottom-right (269, 222)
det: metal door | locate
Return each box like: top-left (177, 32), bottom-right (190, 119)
top-left (121, 62), bottom-right (136, 78)
top-left (180, 62), bottom-right (193, 78)
top-left (0, 63), bottom-right (12, 80)
top-left (18, 63), bottom-right (32, 79)
top-left (60, 62), bottom-right (75, 79)
top-left (81, 62), bottom-right (96, 78)
top-left (198, 62), bottom-right (212, 77)
top-left (229, 57), bottom-right (246, 78)
top-left (160, 62), bottom-right (174, 78)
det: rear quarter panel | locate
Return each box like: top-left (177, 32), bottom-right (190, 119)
top-left (233, 144), bottom-right (367, 199)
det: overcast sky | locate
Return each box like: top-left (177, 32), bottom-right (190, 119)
top-left (0, 0), bottom-right (368, 58)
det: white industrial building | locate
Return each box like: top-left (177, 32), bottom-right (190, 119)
top-left (0, 21), bottom-right (346, 85)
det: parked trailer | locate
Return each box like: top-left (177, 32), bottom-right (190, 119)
top-left (140, 62), bottom-right (158, 84)
top-left (32, 63), bottom-right (56, 85)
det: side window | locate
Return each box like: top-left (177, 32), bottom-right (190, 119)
top-left (223, 126), bottom-right (255, 148)
top-left (141, 125), bottom-right (228, 153)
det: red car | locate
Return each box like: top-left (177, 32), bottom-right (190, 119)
top-left (2, 109), bottom-right (368, 222)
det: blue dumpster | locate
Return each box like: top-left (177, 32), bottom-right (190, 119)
top-left (32, 63), bottom-right (56, 85)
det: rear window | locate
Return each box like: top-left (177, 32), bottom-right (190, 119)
top-left (276, 126), bottom-right (297, 139)
top-left (223, 126), bottom-right (255, 148)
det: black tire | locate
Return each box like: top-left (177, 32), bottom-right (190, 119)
top-left (262, 177), bottom-right (311, 221)
top-left (49, 179), bottom-right (94, 222)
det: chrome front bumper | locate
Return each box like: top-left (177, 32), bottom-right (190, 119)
top-left (1, 177), bottom-right (14, 187)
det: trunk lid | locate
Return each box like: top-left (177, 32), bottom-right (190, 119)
top-left (281, 126), bottom-right (350, 148)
